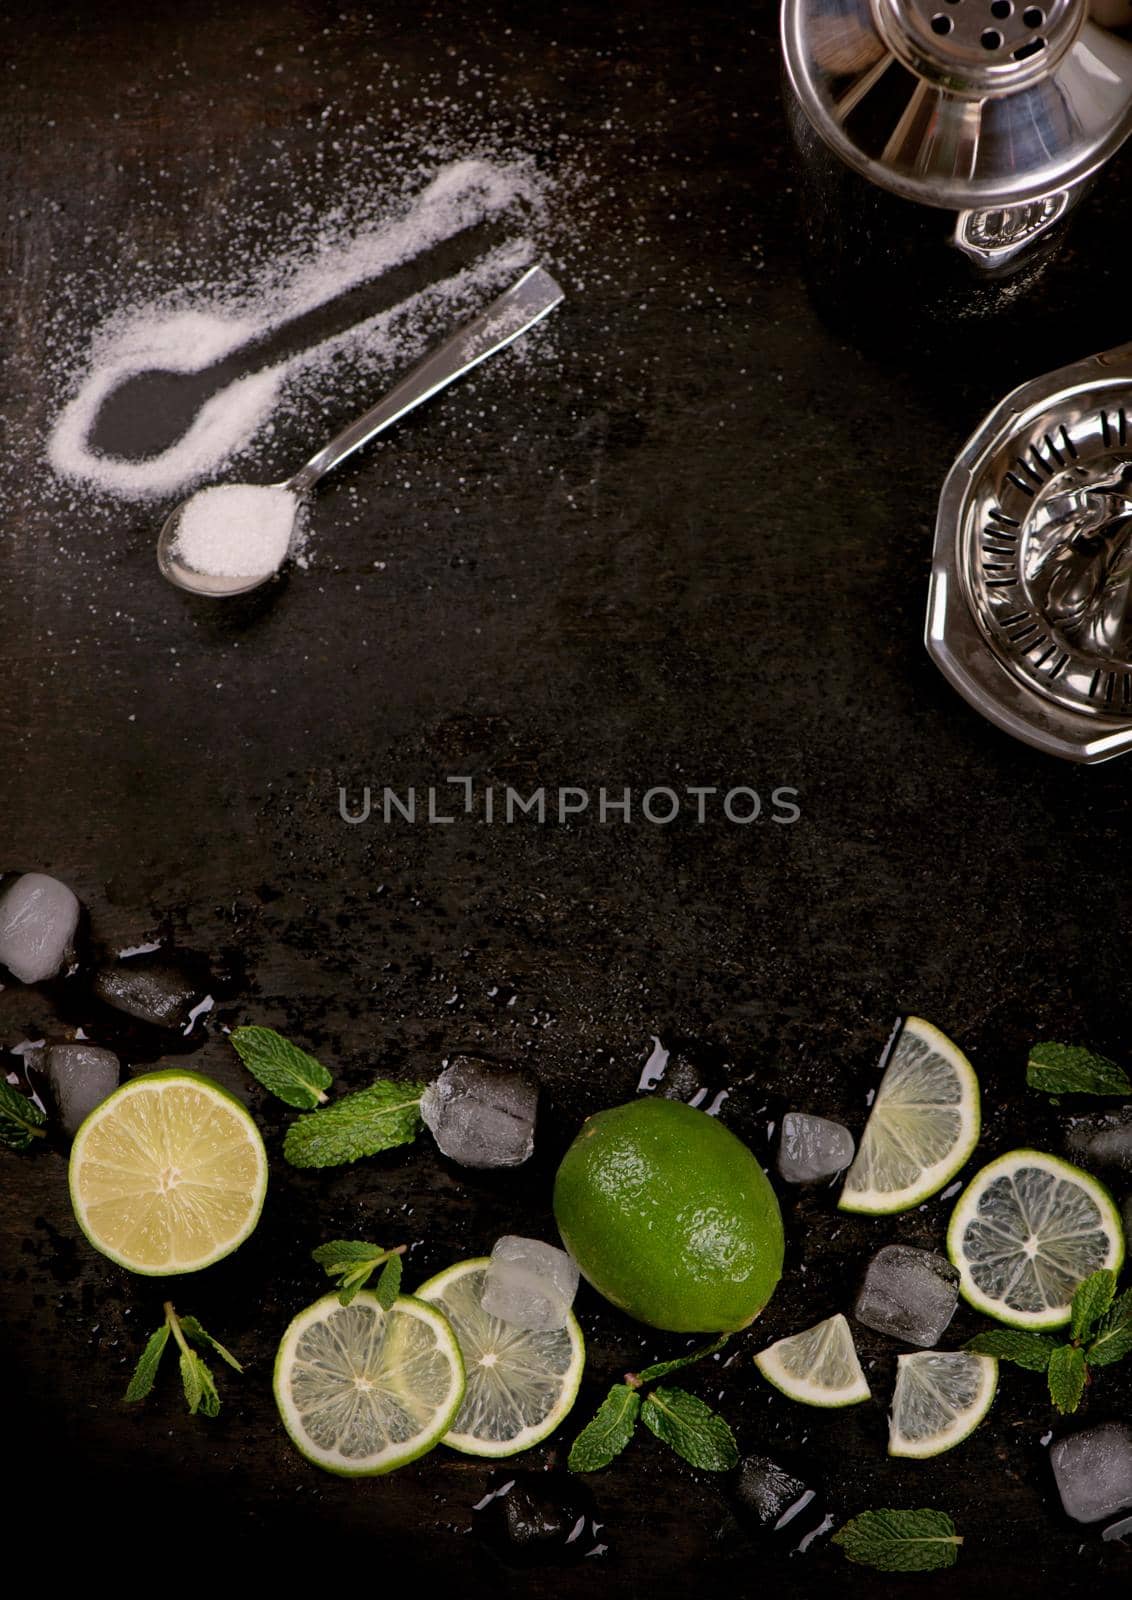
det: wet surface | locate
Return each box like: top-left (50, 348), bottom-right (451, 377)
top-left (2, 0), bottom-right (1132, 1592)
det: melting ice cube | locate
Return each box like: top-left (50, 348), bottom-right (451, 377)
top-left (45, 1044), bottom-right (120, 1136)
top-left (1064, 1108), bottom-right (1132, 1176)
top-left (1050, 1423), bottom-right (1132, 1524)
top-left (481, 1235), bottom-right (579, 1331)
top-left (776, 1112), bottom-right (855, 1184)
top-left (420, 1057), bottom-right (537, 1168)
top-left (854, 1245), bottom-right (958, 1347)
top-left (0, 873), bottom-right (80, 984)
top-left (91, 961), bottom-right (202, 1029)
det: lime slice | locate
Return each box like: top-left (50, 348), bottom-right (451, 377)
top-left (68, 1069), bottom-right (267, 1274)
top-left (947, 1149), bottom-right (1123, 1329)
top-left (274, 1292), bottom-right (465, 1476)
top-left (839, 1017), bottom-right (980, 1215)
top-left (888, 1351), bottom-right (997, 1458)
top-left (416, 1258), bottom-right (585, 1457)
top-left (754, 1313), bottom-right (871, 1407)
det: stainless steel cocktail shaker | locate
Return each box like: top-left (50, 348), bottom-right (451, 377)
top-left (781, 0), bottom-right (1132, 309)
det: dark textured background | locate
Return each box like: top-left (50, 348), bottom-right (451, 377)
top-left (2, 0), bottom-right (1131, 1591)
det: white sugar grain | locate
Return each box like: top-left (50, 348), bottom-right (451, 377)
top-left (172, 483), bottom-right (298, 577)
top-left (47, 157), bottom-right (548, 502)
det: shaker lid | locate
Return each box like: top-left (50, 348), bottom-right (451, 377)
top-left (781, 0), bottom-right (1132, 208)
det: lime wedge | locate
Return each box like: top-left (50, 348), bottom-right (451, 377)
top-left (416, 1258), bottom-right (585, 1457)
top-left (754, 1313), bottom-right (870, 1407)
top-left (274, 1292), bottom-right (465, 1476)
top-left (839, 1017), bottom-right (980, 1215)
top-left (947, 1149), bottom-right (1123, 1329)
top-left (888, 1351), bottom-right (997, 1458)
top-left (68, 1069), bottom-right (267, 1274)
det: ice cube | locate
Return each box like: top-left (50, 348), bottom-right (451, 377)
top-left (44, 1044), bottom-right (120, 1136)
top-left (1065, 1108), bottom-right (1132, 1176)
top-left (481, 1235), bottom-right (579, 1331)
top-left (734, 1455), bottom-right (811, 1528)
top-left (1050, 1423), bottom-right (1132, 1523)
top-left (0, 873), bottom-right (80, 984)
top-left (91, 961), bottom-right (201, 1029)
top-left (854, 1245), bottom-right (959, 1347)
top-left (776, 1112), bottom-right (855, 1184)
top-left (420, 1057), bottom-right (537, 1168)
top-left (474, 1471), bottom-right (595, 1566)
top-left (732, 1455), bottom-right (832, 1549)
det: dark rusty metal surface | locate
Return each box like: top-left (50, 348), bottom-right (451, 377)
top-left (2, 1), bottom-right (1131, 1591)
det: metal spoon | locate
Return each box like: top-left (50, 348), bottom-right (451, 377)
top-left (157, 263), bottom-right (565, 597)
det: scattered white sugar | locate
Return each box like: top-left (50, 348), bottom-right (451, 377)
top-left (172, 484), bottom-right (298, 578)
top-left (47, 157), bottom-right (548, 501)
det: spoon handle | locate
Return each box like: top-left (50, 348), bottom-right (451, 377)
top-left (285, 264), bottom-right (565, 494)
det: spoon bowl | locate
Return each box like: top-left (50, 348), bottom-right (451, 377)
top-left (156, 480), bottom-right (303, 597)
top-left (156, 264), bottom-right (564, 597)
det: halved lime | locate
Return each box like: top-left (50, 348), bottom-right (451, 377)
top-left (839, 1017), bottom-right (980, 1215)
top-left (947, 1149), bottom-right (1123, 1329)
top-left (68, 1069), bottom-right (267, 1274)
top-left (274, 1292), bottom-right (465, 1476)
top-left (888, 1351), bottom-right (997, 1458)
top-left (754, 1313), bottom-right (871, 1407)
top-left (416, 1258), bottom-right (585, 1457)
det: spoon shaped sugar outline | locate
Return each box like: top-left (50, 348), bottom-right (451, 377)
top-left (157, 264), bottom-right (564, 598)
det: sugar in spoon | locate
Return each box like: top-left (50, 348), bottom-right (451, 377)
top-left (157, 263), bottom-right (564, 597)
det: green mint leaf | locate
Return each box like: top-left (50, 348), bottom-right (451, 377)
top-left (0, 1080), bottom-right (47, 1151)
top-left (1087, 1288), bottom-right (1132, 1368)
top-left (832, 1510), bottom-right (962, 1573)
top-left (178, 1315), bottom-right (243, 1373)
top-left (284, 1081), bottom-right (426, 1169)
top-left (311, 1239), bottom-right (387, 1267)
top-left (1071, 1269), bottom-right (1116, 1343)
top-left (965, 1329), bottom-right (1058, 1372)
top-left (195, 1358), bottom-right (221, 1418)
top-left (568, 1384), bottom-right (641, 1472)
top-left (375, 1255), bottom-right (402, 1311)
top-left (179, 1348), bottom-right (203, 1414)
top-left (230, 1025), bottom-right (332, 1109)
top-left (125, 1323), bottom-right (170, 1402)
top-left (179, 1348), bottom-right (221, 1417)
top-left (310, 1239), bottom-right (400, 1305)
top-left (1026, 1042), bottom-right (1131, 1097)
top-left (634, 1335), bottom-right (730, 1385)
top-left (639, 1385), bottom-right (738, 1472)
top-left (1047, 1344), bottom-right (1087, 1413)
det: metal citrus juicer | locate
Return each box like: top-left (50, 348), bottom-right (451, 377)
top-left (783, 0), bottom-right (1132, 761)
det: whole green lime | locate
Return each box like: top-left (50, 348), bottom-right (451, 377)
top-left (553, 1098), bottom-right (784, 1333)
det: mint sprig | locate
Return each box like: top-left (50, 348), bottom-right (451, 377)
top-left (284, 1080), bottom-right (427, 1168)
top-left (966, 1269), bottom-right (1128, 1413)
top-left (125, 1304), bottom-right (241, 1418)
top-left (832, 1509), bottom-right (962, 1573)
top-left (0, 1080), bottom-right (47, 1151)
top-left (569, 1338), bottom-right (735, 1474)
top-left (230, 1025), bottom-right (332, 1109)
top-left (1026, 1042), bottom-right (1131, 1097)
top-left (311, 1239), bottom-right (407, 1307)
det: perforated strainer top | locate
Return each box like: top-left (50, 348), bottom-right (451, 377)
top-left (874, 0), bottom-right (1080, 92)
top-left (782, 0), bottom-right (1132, 208)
